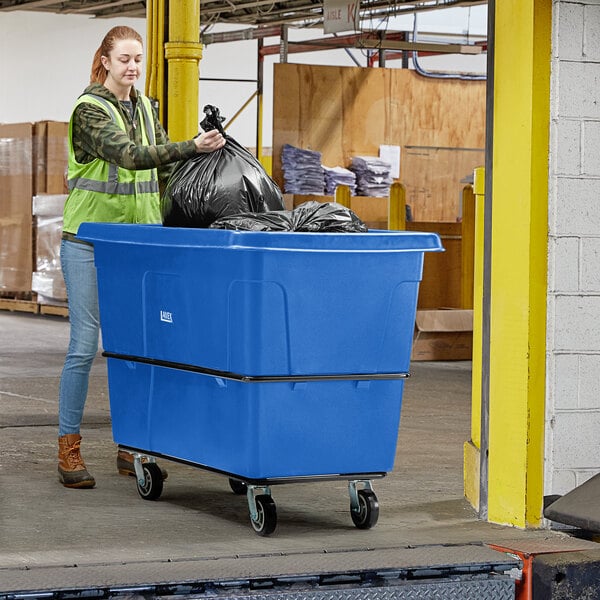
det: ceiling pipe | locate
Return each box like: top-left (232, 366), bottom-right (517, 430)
top-left (202, 24), bottom-right (282, 44)
top-left (411, 13), bottom-right (486, 80)
top-left (259, 35), bottom-right (482, 57)
top-left (199, 0), bottom-right (486, 27)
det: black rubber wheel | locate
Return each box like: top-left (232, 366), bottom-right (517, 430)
top-left (250, 495), bottom-right (277, 536)
top-left (350, 489), bottom-right (379, 529)
top-left (136, 462), bottom-right (164, 501)
top-left (229, 478), bottom-right (248, 495)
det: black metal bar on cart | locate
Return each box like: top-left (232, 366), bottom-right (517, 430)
top-left (102, 351), bottom-right (410, 383)
top-left (118, 444), bottom-right (388, 486)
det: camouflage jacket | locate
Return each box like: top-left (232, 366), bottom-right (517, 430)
top-left (70, 83), bottom-right (197, 186)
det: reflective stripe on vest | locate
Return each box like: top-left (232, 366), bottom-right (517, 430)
top-left (67, 178), bottom-right (159, 195)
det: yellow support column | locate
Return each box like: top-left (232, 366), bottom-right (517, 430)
top-left (165, 0), bottom-right (202, 142)
top-left (460, 184), bottom-right (476, 310)
top-left (388, 182), bottom-right (406, 231)
top-left (464, 168), bottom-right (485, 511)
top-left (486, 0), bottom-right (550, 527)
top-left (156, 0), bottom-right (166, 124)
top-left (334, 185), bottom-right (351, 208)
top-left (145, 0), bottom-right (166, 122)
top-left (145, 0), bottom-right (155, 98)
top-left (257, 39), bottom-right (266, 171)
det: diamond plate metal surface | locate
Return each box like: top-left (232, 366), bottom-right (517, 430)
top-left (0, 545), bottom-right (520, 600)
top-left (1, 544), bottom-right (519, 594)
top-left (191, 578), bottom-right (516, 600)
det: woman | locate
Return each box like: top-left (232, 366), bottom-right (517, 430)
top-left (58, 25), bottom-right (225, 489)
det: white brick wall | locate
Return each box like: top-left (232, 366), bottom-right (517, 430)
top-left (584, 5), bottom-right (600, 58)
top-left (583, 120), bottom-right (600, 174)
top-left (547, 0), bottom-right (600, 496)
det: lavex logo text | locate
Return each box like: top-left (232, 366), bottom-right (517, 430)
top-left (160, 310), bottom-right (173, 324)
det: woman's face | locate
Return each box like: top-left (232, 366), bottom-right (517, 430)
top-left (101, 38), bottom-right (143, 89)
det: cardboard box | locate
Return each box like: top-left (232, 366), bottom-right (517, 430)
top-left (412, 308), bottom-right (473, 361)
top-left (33, 121), bottom-right (69, 195)
top-left (0, 122), bottom-right (34, 292)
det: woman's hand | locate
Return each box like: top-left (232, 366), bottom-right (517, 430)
top-left (194, 129), bottom-right (226, 153)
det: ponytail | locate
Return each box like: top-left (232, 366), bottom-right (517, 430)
top-left (89, 25), bottom-right (143, 84)
top-left (90, 46), bottom-right (107, 84)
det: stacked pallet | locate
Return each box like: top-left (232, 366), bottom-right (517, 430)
top-left (0, 121), bottom-right (69, 317)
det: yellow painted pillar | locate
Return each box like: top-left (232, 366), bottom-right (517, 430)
top-left (388, 182), bottom-right (406, 231)
top-left (145, 0), bottom-right (155, 98)
top-left (145, 0), bottom-right (166, 123)
top-left (460, 184), bottom-right (475, 310)
top-left (257, 38), bottom-right (265, 170)
top-left (464, 168), bottom-right (485, 511)
top-left (486, 0), bottom-right (550, 527)
top-left (164, 0), bottom-right (202, 141)
top-left (334, 185), bottom-right (351, 208)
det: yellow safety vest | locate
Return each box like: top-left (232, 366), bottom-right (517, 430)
top-left (64, 93), bottom-right (161, 234)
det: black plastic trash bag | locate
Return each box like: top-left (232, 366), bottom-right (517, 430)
top-left (210, 209), bottom-right (294, 232)
top-left (161, 105), bottom-right (284, 228)
top-left (209, 201), bottom-right (368, 233)
top-left (291, 201), bottom-right (368, 232)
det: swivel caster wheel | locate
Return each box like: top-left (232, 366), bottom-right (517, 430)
top-left (350, 489), bottom-right (379, 529)
top-left (136, 462), bottom-right (164, 501)
top-left (250, 494), bottom-right (277, 536)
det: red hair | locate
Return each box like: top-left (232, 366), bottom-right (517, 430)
top-left (90, 26), bottom-right (143, 84)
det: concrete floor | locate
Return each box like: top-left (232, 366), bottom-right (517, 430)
top-left (0, 310), bottom-right (597, 594)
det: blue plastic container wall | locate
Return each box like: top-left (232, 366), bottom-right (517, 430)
top-left (77, 224), bottom-right (443, 377)
top-left (107, 358), bottom-right (407, 479)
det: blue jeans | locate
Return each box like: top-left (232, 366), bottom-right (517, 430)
top-left (58, 239), bottom-right (99, 436)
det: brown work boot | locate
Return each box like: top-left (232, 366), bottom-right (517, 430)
top-left (58, 434), bottom-right (96, 489)
top-left (116, 450), bottom-right (168, 480)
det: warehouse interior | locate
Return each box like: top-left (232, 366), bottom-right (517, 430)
top-left (1, 0), bottom-right (599, 598)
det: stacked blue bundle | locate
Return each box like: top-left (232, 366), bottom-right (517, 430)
top-left (323, 165), bottom-right (357, 195)
top-left (350, 156), bottom-right (393, 197)
top-left (281, 144), bottom-right (325, 194)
